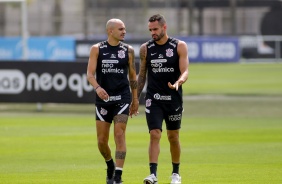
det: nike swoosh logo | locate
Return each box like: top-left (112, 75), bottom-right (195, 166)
top-left (175, 107), bottom-right (180, 111)
top-left (151, 53), bottom-right (157, 56)
top-left (103, 53), bottom-right (109, 55)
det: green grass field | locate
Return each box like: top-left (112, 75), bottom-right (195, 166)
top-left (1, 62), bottom-right (282, 183)
top-left (185, 62), bottom-right (282, 95)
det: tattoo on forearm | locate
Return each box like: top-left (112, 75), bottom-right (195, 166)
top-left (129, 47), bottom-right (136, 70)
top-left (115, 151), bottom-right (126, 159)
top-left (130, 80), bottom-right (137, 89)
top-left (114, 114), bottom-right (128, 124)
top-left (137, 44), bottom-right (147, 97)
top-left (137, 74), bottom-right (146, 97)
top-left (139, 45), bottom-right (146, 59)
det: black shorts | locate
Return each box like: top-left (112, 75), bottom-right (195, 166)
top-left (95, 103), bottom-right (130, 123)
top-left (145, 99), bottom-right (183, 131)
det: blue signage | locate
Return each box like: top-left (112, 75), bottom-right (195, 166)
top-left (177, 36), bottom-right (240, 62)
top-left (1, 36), bottom-right (240, 62)
top-left (0, 37), bottom-right (75, 61)
top-left (0, 37), bottom-right (22, 60)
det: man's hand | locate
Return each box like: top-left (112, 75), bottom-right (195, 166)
top-left (168, 80), bottom-right (184, 91)
top-left (129, 98), bottom-right (139, 118)
top-left (96, 87), bottom-right (109, 101)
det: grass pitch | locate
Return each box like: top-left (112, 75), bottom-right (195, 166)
top-left (0, 62), bottom-right (282, 183)
top-left (185, 62), bottom-right (282, 95)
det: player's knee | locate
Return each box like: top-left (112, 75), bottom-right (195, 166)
top-left (150, 129), bottom-right (162, 140)
top-left (97, 137), bottom-right (108, 147)
top-left (167, 134), bottom-right (179, 144)
top-left (114, 131), bottom-right (125, 142)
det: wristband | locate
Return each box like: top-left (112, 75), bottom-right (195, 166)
top-left (95, 86), bottom-right (101, 90)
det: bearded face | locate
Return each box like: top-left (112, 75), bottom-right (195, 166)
top-left (148, 21), bottom-right (166, 42)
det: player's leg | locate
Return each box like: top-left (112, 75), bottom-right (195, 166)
top-left (112, 103), bottom-right (130, 183)
top-left (143, 100), bottom-right (163, 183)
top-left (167, 129), bottom-right (182, 184)
top-left (167, 129), bottom-right (181, 170)
top-left (95, 105), bottom-right (115, 183)
top-left (113, 114), bottom-right (128, 168)
top-left (165, 104), bottom-right (182, 184)
top-left (144, 128), bottom-right (161, 184)
top-left (96, 119), bottom-right (112, 158)
top-left (149, 128), bottom-right (162, 171)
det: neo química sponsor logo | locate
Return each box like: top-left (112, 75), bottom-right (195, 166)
top-left (0, 69), bottom-right (93, 97)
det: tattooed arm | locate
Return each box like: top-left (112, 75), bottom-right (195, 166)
top-left (137, 43), bottom-right (148, 99)
top-left (128, 45), bottom-right (139, 117)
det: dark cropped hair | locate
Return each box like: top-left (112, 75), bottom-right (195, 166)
top-left (148, 14), bottom-right (166, 26)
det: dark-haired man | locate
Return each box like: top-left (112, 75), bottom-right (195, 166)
top-left (137, 14), bottom-right (189, 184)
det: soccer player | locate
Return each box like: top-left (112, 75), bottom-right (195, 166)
top-left (87, 18), bottom-right (139, 184)
top-left (137, 14), bottom-right (189, 184)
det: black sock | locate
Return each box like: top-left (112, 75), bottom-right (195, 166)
top-left (114, 169), bottom-right (122, 178)
top-left (106, 159), bottom-right (115, 169)
top-left (172, 162), bottom-right (180, 174)
top-left (106, 159), bottom-right (115, 179)
top-left (149, 163), bottom-right (158, 176)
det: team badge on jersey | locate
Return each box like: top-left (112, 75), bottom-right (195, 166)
top-left (100, 108), bottom-right (108, 115)
top-left (166, 48), bottom-right (174, 57)
top-left (118, 50), bottom-right (125, 59)
top-left (146, 99), bottom-right (152, 107)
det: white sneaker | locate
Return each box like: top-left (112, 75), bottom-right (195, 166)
top-left (170, 173), bottom-right (181, 184)
top-left (143, 174), bottom-right (158, 184)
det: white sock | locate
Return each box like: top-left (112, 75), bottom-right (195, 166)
top-left (115, 167), bottom-right (123, 171)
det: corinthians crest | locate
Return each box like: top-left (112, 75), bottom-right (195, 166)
top-left (100, 108), bottom-right (108, 115)
top-left (166, 48), bottom-right (173, 57)
top-left (145, 99), bottom-right (152, 107)
top-left (118, 50), bottom-right (125, 59)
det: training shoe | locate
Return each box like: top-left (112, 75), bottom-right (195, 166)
top-left (106, 176), bottom-right (114, 184)
top-left (170, 173), bottom-right (181, 184)
top-left (113, 175), bottom-right (122, 184)
top-left (143, 174), bottom-right (158, 184)
top-left (106, 163), bottom-right (115, 184)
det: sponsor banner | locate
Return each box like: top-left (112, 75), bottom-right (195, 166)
top-left (75, 37), bottom-right (240, 62)
top-left (0, 37), bottom-right (20, 60)
top-left (0, 62), bottom-right (95, 103)
top-left (178, 36), bottom-right (240, 62)
top-left (0, 37), bottom-right (75, 61)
